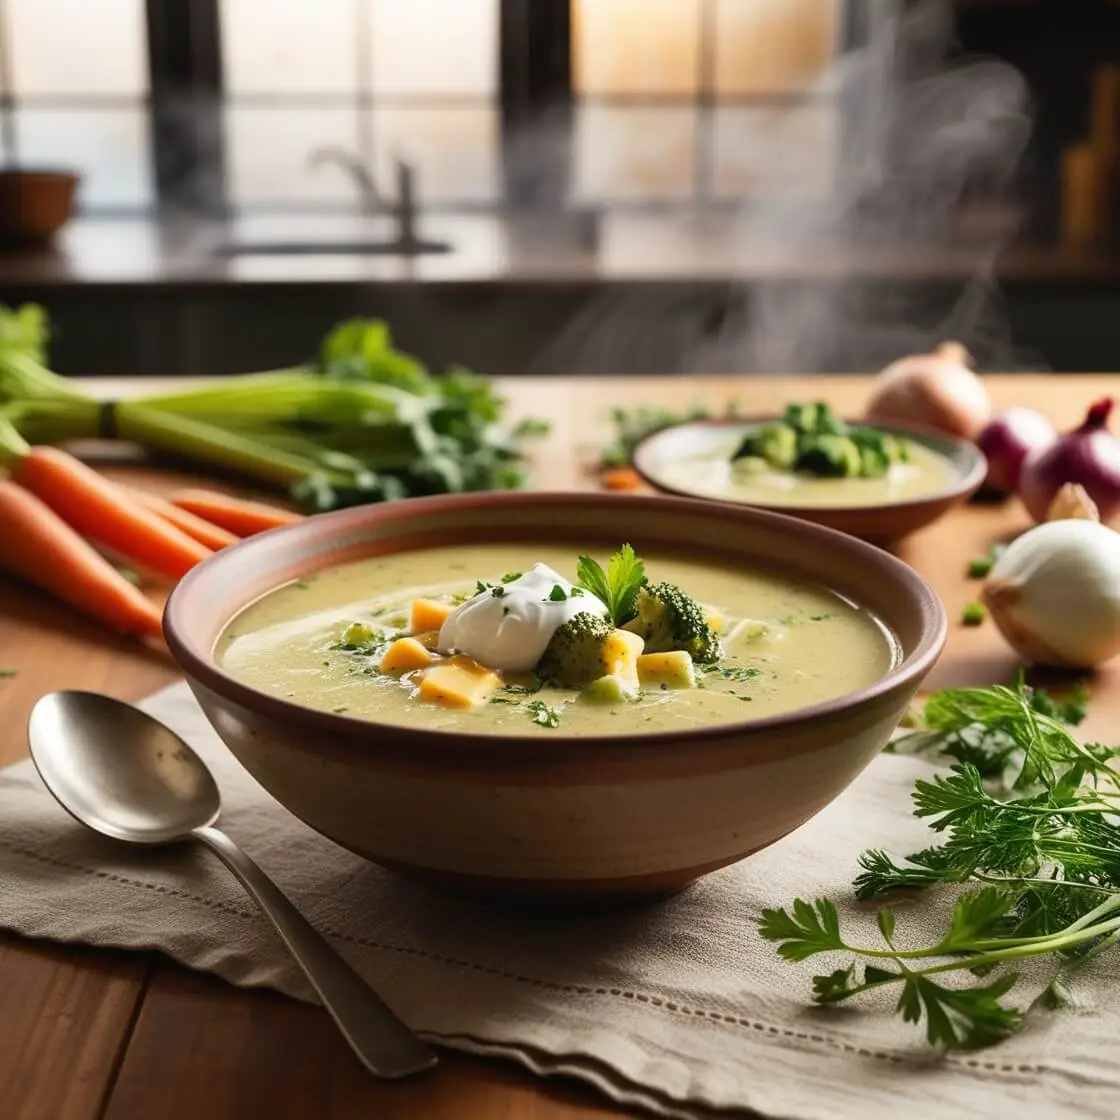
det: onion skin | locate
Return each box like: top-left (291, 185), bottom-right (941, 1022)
top-left (976, 408), bottom-right (1056, 496)
top-left (982, 579), bottom-right (1082, 667)
top-left (1019, 398), bottom-right (1120, 524)
top-left (866, 341), bottom-right (991, 440)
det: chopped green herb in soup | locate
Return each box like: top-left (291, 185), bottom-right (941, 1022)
top-left (217, 543), bottom-right (898, 736)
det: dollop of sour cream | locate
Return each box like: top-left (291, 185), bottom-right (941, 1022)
top-left (437, 563), bottom-right (607, 673)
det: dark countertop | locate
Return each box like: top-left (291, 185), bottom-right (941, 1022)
top-left (1, 215), bottom-right (1118, 289)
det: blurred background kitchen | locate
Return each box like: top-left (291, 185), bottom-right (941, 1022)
top-left (0, 0), bottom-right (1116, 377)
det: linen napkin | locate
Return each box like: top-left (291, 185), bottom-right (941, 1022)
top-left (1, 682), bottom-right (1117, 1120)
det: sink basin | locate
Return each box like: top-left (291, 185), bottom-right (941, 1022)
top-left (212, 238), bottom-right (452, 258)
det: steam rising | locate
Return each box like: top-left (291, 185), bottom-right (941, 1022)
top-left (539, 0), bottom-right (1036, 375)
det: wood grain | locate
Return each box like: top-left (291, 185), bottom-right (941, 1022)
top-left (0, 935), bottom-right (148, 1120)
top-left (1, 374), bottom-right (1118, 1120)
top-left (106, 969), bottom-right (625, 1120)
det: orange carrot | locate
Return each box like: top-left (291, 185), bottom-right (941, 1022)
top-left (13, 447), bottom-right (212, 581)
top-left (170, 488), bottom-right (304, 536)
top-left (0, 481), bottom-right (164, 640)
top-left (125, 486), bottom-right (239, 550)
top-left (601, 467), bottom-right (643, 491)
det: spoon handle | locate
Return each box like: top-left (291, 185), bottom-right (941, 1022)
top-left (191, 824), bottom-right (437, 1079)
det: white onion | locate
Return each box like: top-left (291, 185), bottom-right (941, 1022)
top-left (982, 519), bottom-right (1120, 668)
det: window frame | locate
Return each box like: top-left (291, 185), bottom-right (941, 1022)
top-left (0, 0), bottom-right (868, 216)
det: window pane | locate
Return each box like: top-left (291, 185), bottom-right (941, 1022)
top-left (711, 104), bottom-right (837, 199)
top-left (219, 0), bottom-right (359, 95)
top-left (14, 108), bottom-right (151, 208)
top-left (572, 0), bottom-right (701, 96)
top-left (572, 106), bottom-right (696, 201)
top-left (224, 107), bottom-right (362, 206)
top-left (369, 107), bottom-right (499, 202)
top-left (6, 0), bottom-right (147, 96)
top-left (367, 0), bottom-right (496, 96)
top-left (713, 0), bottom-right (840, 95)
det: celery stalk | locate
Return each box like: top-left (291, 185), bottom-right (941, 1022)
top-left (113, 403), bottom-right (353, 486)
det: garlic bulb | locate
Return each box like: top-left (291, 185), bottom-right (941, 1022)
top-left (982, 519), bottom-right (1120, 668)
top-left (866, 341), bottom-right (992, 440)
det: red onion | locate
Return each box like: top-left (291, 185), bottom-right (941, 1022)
top-left (1019, 397), bottom-right (1120, 523)
top-left (976, 407), bottom-right (1057, 495)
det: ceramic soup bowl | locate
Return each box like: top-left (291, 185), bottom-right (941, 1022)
top-left (164, 492), bottom-right (946, 904)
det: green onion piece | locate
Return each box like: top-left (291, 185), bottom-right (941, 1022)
top-left (961, 601), bottom-right (986, 626)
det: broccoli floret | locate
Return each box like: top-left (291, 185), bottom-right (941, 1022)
top-left (795, 434), bottom-right (862, 478)
top-left (622, 583), bottom-right (722, 664)
top-left (537, 612), bottom-right (617, 688)
top-left (732, 422), bottom-right (797, 470)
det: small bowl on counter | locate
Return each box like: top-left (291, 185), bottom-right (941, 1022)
top-left (632, 416), bottom-right (987, 544)
top-left (0, 168), bottom-right (80, 246)
top-left (164, 491), bottom-right (947, 906)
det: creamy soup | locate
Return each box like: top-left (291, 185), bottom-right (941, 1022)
top-left (657, 433), bottom-right (954, 508)
top-left (217, 544), bottom-right (897, 736)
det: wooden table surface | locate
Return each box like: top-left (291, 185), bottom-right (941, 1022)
top-left (2, 373), bottom-right (1118, 1120)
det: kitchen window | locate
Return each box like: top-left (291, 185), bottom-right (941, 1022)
top-left (0, 0), bottom-right (860, 216)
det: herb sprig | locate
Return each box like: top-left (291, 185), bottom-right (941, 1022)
top-left (760, 679), bottom-right (1120, 1051)
top-left (576, 544), bottom-right (645, 626)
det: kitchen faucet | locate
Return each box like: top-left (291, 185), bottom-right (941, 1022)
top-left (306, 145), bottom-right (424, 250)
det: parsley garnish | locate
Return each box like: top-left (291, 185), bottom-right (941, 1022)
top-left (760, 678), bottom-right (1120, 1051)
top-left (576, 544), bottom-right (646, 625)
top-left (527, 700), bottom-right (561, 728)
top-left (702, 665), bottom-right (762, 683)
top-left (0, 668), bottom-right (16, 678)
top-left (329, 621), bottom-right (386, 653)
top-left (475, 580), bottom-right (496, 596)
top-left (491, 585), bottom-right (506, 598)
top-left (501, 571), bottom-right (522, 584)
top-left (546, 584), bottom-right (568, 602)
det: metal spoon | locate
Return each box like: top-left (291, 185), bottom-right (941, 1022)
top-left (27, 690), bottom-right (438, 1080)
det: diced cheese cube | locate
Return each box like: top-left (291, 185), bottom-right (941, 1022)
top-left (378, 637), bottom-right (436, 675)
top-left (417, 661), bottom-right (500, 709)
top-left (409, 597), bottom-right (454, 635)
top-left (603, 628), bottom-right (644, 688)
top-left (637, 650), bottom-right (697, 690)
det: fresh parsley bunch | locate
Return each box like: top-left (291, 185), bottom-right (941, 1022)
top-left (760, 679), bottom-right (1120, 1050)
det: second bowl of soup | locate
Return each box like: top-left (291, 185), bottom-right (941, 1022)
top-left (633, 407), bottom-right (986, 542)
top-left (165, 492), bottom-right (946, 903)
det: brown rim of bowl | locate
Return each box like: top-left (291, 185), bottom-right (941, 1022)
top-left (163, 490), bottom-right (947, 753)
top-left (0, 168), bottom-right (80, 183)
top-left (630, 416), bottom-right (987, 516)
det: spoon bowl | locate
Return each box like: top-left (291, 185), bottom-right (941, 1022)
top-left (27, 690), bottom-right (437, 1080)
top-left (28, 691), bottom-right (219, 845)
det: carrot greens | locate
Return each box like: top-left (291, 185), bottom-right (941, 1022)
top-left (760, 680), bottom-right (1120, 1051)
